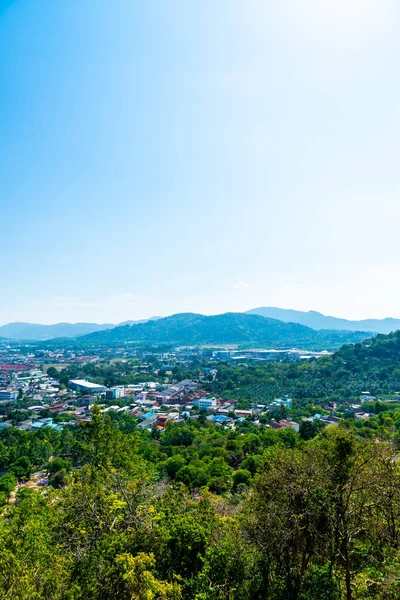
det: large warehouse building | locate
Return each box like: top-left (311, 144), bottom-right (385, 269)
top-left (69, 379), bottom-right (107, 394)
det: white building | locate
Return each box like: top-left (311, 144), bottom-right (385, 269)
top-left (69, 380), bottom-right (107, 394)
top-left (198, 397), bottom-right (217, 411)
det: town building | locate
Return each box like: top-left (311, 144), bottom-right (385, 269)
top-left (106, 386), bottom-right (125, 400)
top-left (273, 395), bottom-right (292, 409)
top-left (69, 379), bottom-right (107, 394)
top-left (0, 388), bottom-right (18, 402)
top-left (279, 419), bottom-right (299, 432)
top-left (198, 397), bottom-right (217, 410)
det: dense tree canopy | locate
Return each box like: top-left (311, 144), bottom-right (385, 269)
top-left (206, 331), bottom-right (400, 404)
top-left (1, 331), bottom-right (400, 598)
top-left (0, 405), bottom-right (399, 598)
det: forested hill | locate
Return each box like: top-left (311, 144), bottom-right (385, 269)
top-left (211, 330), bottom-right (400, 403)
top-left (76, 312), bottom-right (370, 349)
top-left (327, 330), bottom-right (400, 395)
top-left (335, 329), bottom-right (400, 363)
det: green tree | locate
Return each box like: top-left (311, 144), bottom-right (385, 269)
top-left (233, 469), bottom-right (251, 490)
top-left (50, 469), bottom-right (68, 489)
top-left (244, 446), bottom-right (332, 599)
top-left (9, 456), bottom-right (32, 480)
top-left (0, 472), bottom-right (17, 497)
top-left (164, 455), bottom-right (186, 479)
top-left (116, 552), bottom-right (181, 600)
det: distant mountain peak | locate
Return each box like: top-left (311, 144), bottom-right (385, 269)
top-left (73, 311), bottom-right (370, 350)
top-left (0, 317), bottom-right (162, 341)
top-left (246, 307), bottom-right (400, 335)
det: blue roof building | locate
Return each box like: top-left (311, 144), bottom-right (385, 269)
top-left (31, 418), bottom-right (63, 431)
top-left (49, 423), bottom-right (63, 430)
top-left (141, 412), bottom-right (155, 421)
top-left (212, 415), bottom-right (228, 423)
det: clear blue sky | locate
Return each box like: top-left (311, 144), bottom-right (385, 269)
top-left (1, 0), bottom-right (400, 324)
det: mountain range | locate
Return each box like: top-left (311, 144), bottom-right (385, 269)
top-left (72, 312), bottom-right (370, 350)
top-left (0, 308), bottom-right (399, 341)
top-left (246, 307), bottom-right (400, 334)
top-left (0, 317), bottom-right (162, 341)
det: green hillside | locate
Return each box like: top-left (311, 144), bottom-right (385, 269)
top-left (77, 312), bottom-right (370, 349)
top-left (210, 330), bottom-right (400, 403)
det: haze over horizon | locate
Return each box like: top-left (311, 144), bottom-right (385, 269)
top-left (2, 305), bottom-right (400, 329)
top-left (2, 0), bottom-right (400, 325)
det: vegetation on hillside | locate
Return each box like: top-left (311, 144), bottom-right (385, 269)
top-left (75, 312), bottom-right (370, 349)
top-left (42, 330), bottom-right (400, 405)
top-left (1, 331), bottom-right (400, 598)
top-left (206, 331), bottom-right (400, 404)
top-left (1, 408), bottom-right (400, 599)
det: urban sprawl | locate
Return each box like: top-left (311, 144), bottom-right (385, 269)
top-left (1, 340), bottom-right (396, 435)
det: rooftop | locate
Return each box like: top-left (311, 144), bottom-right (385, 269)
top-left (69, 379), bottom-right (106, 390)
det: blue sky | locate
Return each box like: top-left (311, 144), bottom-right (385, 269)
top-left (1, 0), bottom-right (400, 324)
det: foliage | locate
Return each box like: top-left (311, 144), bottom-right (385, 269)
top-left (206, 330), bottom-right (400, 403)
top-left (75, 313), bottom-right (370, 350)
top-left (2, 331), bottom-right (400, 599)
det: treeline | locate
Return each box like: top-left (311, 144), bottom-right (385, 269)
top-left (207, 330), bottom-right (400, 404)
top-left (69, 312), bottom-right (370, 349)
top-left (45, 330), bottom-right (400, 404)
top-left (1, 410), bottom-right (400, 598)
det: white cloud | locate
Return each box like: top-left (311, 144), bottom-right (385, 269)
top-left (233, 282), bottom-right (249, 290)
